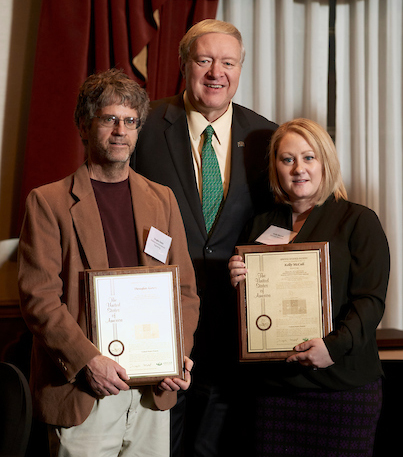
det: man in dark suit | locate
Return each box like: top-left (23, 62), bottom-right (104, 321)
top-left (132, 19), bottom-right (278, 456)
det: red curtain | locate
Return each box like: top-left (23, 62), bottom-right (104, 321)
top-left (17, 0), bottom-right (218, 231)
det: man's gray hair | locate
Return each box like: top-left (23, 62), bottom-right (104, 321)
top-left (179, 19), bottom-right (245, 65)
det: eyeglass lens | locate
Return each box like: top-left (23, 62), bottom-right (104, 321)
top-left (96, 115), bottom-right (140, 129)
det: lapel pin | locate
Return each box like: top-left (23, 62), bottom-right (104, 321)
top-left (237, 141), bottom-right (245, 147)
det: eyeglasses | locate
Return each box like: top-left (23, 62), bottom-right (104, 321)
top-left (94, 114), bottom-right (141, 130)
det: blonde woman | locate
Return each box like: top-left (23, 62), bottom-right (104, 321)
top-left (229, 118), bottom-right (389, 457)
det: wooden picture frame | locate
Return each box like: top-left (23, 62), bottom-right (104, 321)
top-left (84, 265), bottom-right (184, 386)
top-left (235, 242), bottom-right (332, 362)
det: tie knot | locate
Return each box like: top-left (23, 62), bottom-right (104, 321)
top-left (204, 125), bottom-right (214, 141)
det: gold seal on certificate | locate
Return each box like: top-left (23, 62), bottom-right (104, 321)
top-left (236, 242), bottom-right (333, 362)
top-left (108, 340), bottom-right (125, 357)
top-left (256, 315), bottom-right (272, 331)
top-left (84, 265), bottom-right (185, 386)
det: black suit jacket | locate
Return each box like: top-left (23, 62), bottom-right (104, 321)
top-left (132, 94), bottom-right (277, 382)
top-left (244, 196), bottom-right (390, 391)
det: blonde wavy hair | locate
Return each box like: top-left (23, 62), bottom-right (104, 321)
top-left (269, 118), bottom-right (347, 206)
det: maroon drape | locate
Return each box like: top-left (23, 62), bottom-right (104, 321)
top-left (17, 0), bottom-right (218, 232)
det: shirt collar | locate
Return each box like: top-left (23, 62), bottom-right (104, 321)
top-left (184, 91), bottom-right (233, 144)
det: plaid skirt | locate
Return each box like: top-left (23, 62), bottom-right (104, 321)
top-left (255, 378), bottom-right (382, 457)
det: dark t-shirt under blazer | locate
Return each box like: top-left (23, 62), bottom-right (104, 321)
top-left (91, 178), bottom-right (139, 268)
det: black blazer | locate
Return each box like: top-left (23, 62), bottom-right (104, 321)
top-left (133, 94), bottom-right (278, 382)
top-left (244, 196), bottom-right (390, 391)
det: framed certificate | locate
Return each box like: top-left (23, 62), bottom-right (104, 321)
top-left (235, 242), bottom-right (332, 362)
top-left (84, 265), bottom-right (184, 386)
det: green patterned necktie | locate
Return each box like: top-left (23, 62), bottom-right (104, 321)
top-left (201, 125), bottom-right (223, 233)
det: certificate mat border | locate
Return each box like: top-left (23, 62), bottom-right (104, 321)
top-left (84, 265), bottom-right (185, 386)
top-left (235, 242), bottom-right (332, 362)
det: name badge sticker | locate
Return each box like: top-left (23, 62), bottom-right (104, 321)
top-left (144, 226), bottom-right (172, 263)
top-left (255, 225), bottom-right (297, 245)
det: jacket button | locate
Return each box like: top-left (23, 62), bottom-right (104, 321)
top-left (205, 246), bottom-right (213, 254)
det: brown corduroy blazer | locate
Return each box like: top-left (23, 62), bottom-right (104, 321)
top-left (18, 163), bottom-right (199, 427)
